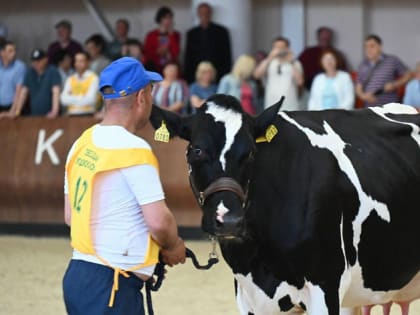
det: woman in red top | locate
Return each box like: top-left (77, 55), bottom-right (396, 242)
top-left (144, 6), bottom-right (180, 74)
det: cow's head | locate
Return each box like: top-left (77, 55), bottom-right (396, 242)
top-left (150, 94), bottom-right (283, 238)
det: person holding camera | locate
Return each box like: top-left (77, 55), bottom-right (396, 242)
top-left (254, 36), bottom-right (304, 111)
top-left (356, 34), bottom-right (411, 108)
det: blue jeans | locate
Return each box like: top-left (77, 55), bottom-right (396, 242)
top-left (63, 259), bottom-right (145, 315)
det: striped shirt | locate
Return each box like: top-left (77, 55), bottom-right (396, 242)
top-left (152, 80), bottom-right (189, 114)
top-left (357, 54), bottom-right (407, 107)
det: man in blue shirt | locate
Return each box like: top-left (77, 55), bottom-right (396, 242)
top-left (0, 41), bottom-right (26, 117)
top-left (403, 62), bottom-right (420, 108)
top-left (8, 49), bottom-right (61, 118)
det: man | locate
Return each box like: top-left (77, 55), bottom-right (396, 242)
top-left (254, 37), bottom-right (304, 111)
top-left (48, 20), bottom-right (82, 65)
top-left (356, 34), bottom-right (411, 107)
top-left (54, 49), bottom-right (74, 89)
top-left (85, 34), bottom-right (110, 75)
top-left (298, 26), bottom-right (347, 90)
top-left (7, 49), bottom-right (60, 118)
top-left (184, 2), bottom-right (232, 83)
top-left (60, 52), bottom-right (99, 116)
top-left (107, 19), bottom-right (130, 60)
top-left (0, 41), bottom-right (26, 118)
top-left (62, 57), bottom-right (186, 315)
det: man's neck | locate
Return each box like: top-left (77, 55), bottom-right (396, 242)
top-left (76, 69), bottom-right (87, 77)
top-left (1, 58), bottom-right (13, 67)
top-left (369, 54), bottom-right (382, 64)
top-left (101, 114), bottom-right (137, 134)
top-left (200, 21), bottom-right (210, 29)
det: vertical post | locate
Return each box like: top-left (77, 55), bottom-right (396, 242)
top-left (281, 0), bottom-right (306, 56)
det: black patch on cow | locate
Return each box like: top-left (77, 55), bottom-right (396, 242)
top-left (278, 295), bottom-right (294, 312)
top-left (248, 313), bottom-right (254, 315)
top-left (299, 302), bottom-right (306, 311)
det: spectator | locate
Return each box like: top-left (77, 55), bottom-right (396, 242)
top-left (184, 2), bottom-right (232, 84)
top-left (107, 18), bottom-right (130, 60)
top-left (254, 50), bottom-right (267, 113)
top-left (152, 62), bottom-right (188, 113)
top-left (217, 55), bottom-right (258, 115)
top-left (356, 34), bottom-right (411, 107)
top-left (60, 52), bottom-right (99, 116)
top-left (9, 49), bottom-right (61, 118)
top-left (308, 49), bottom-right (354, 110)
top-left (144, 6), bottom-right (180, 74)
top-left (0, 41), bottom-right (26, 118)
top-left (189, 61), bottom-right (217, 112)
top-left (299, 26), bottom-right (347, 90)
top-left (403, 62), bottom-right (420, 108)
top-left (254, 37), bottom-right (304, 111)
top-left (53, 49), bottom-right (73, 89)
top-left (121, 38), bottom-right (145, 63)
top-left (85, 34), bottom-right (110, 75)
top-left (47, 20), bottom-right (83, 65)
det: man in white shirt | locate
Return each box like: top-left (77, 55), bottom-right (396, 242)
top-left (254, 37), bottom-right (304, 111)
top-left (60, 51), bottom-right (99, 115)
top-left (63, 57), bottom-right (186, 315)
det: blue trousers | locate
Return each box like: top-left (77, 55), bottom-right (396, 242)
top-left (63, 259), bottom-right (145, 315)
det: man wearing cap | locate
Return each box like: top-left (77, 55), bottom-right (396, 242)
top-left (62, 57), bottom-right (186, 315)
top-left (7, 49), bottom-right (61, 118)
top-left (48, 20), bottom-right (82, 65)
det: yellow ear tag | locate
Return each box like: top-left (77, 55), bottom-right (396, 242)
top-left (255, 124), bottom-right (278, 143)
top-left (154, 121), bottom-right (170, 143)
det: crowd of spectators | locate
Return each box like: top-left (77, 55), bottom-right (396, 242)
top-left (1, 2), bottom-right (420, 121)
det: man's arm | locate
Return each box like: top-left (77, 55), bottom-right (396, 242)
top-left (355, 82), bottom-right (376, 104)
top-left (384, 71), bottom-right (412, 93)
top-left (142, 200), bottom-right (186, 266)
top-left (47, 85), bottom-right (60, 118)
top-left (64, 194), bottom-right (71, 226)
top-left (3, 86), bottom-right (29, 119)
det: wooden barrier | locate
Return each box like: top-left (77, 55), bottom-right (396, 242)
top-left (0, 117), bottom-right (201, 227)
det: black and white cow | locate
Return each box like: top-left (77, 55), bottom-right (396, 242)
top-left (150, 94), bottom-right (420, 315)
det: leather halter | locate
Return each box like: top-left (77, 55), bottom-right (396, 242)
top-left (189, 174), bottom-right (247, 207)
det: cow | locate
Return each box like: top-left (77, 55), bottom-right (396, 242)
top-left (149, 94), bottom-right (420, 315)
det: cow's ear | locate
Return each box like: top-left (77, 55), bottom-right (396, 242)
top-left (253, 96), bottom-right (284, 137)
top-left (149, 105), bottom-right (192, 141)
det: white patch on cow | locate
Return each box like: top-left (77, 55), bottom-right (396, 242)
top-left (338, 214), bottom-right (352, 305)
top-left (235, 273), bottom-right (302, 314)
top-left (341, 264), bottom-right (420, 308)
top-left (278, 112), bottom-right (390, 251)
top-left (369, 103), bottom-right (420, 147)
top-left (305, 282), bottom-right (330, 315)
top-left (206, 102), bottom-right (243, 170)
top-left (216, 201), bottom-right (230, 223)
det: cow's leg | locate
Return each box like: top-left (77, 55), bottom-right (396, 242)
top-left (397, 302), bottom-right (410, 315)
top-left (305, 283), bottom-right (336, 315)
top-left (235, 280), bottom-right (254, 315)
top-left (381, 302), bottom-right (392, 315)
top-left (340, 306), bottom-right (361, 315)
top-left (362, 305), bottom-right (373, 315)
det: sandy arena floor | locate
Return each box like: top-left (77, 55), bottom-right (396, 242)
top-left (0, 236), bottom-right (418, 315)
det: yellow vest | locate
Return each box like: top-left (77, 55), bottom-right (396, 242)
top-left (67, 72), bottom-right (101, 114)
top-left (66, 125), bottom-right (160, 307)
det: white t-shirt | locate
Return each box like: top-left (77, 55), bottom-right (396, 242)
top-left (64, 125), bottom-right (165, 276)
top-left (264, 59), bottom-right (303, 111)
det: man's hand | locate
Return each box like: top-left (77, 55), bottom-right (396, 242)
top-left (46, 110), bottom-right (59, 119)
top-left (160, 237), bottom-right (186, 267)
top-left (0, 111), bottom-right (18, 120)
top-left (362, 92), bottom-right (377, 104)
top-left (384, 82), bottom-right (396, 93)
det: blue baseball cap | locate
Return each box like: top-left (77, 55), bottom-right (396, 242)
top-left (99, 57), bottom-right (162, 99)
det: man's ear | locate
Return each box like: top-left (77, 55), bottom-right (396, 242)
top-left (253, 96), bottom-right (284, 137)
top-left (149, 105), bottom-right (192, 141)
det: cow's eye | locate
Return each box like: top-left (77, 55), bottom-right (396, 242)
top-left (194, 148), bottom-right (203, 157)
